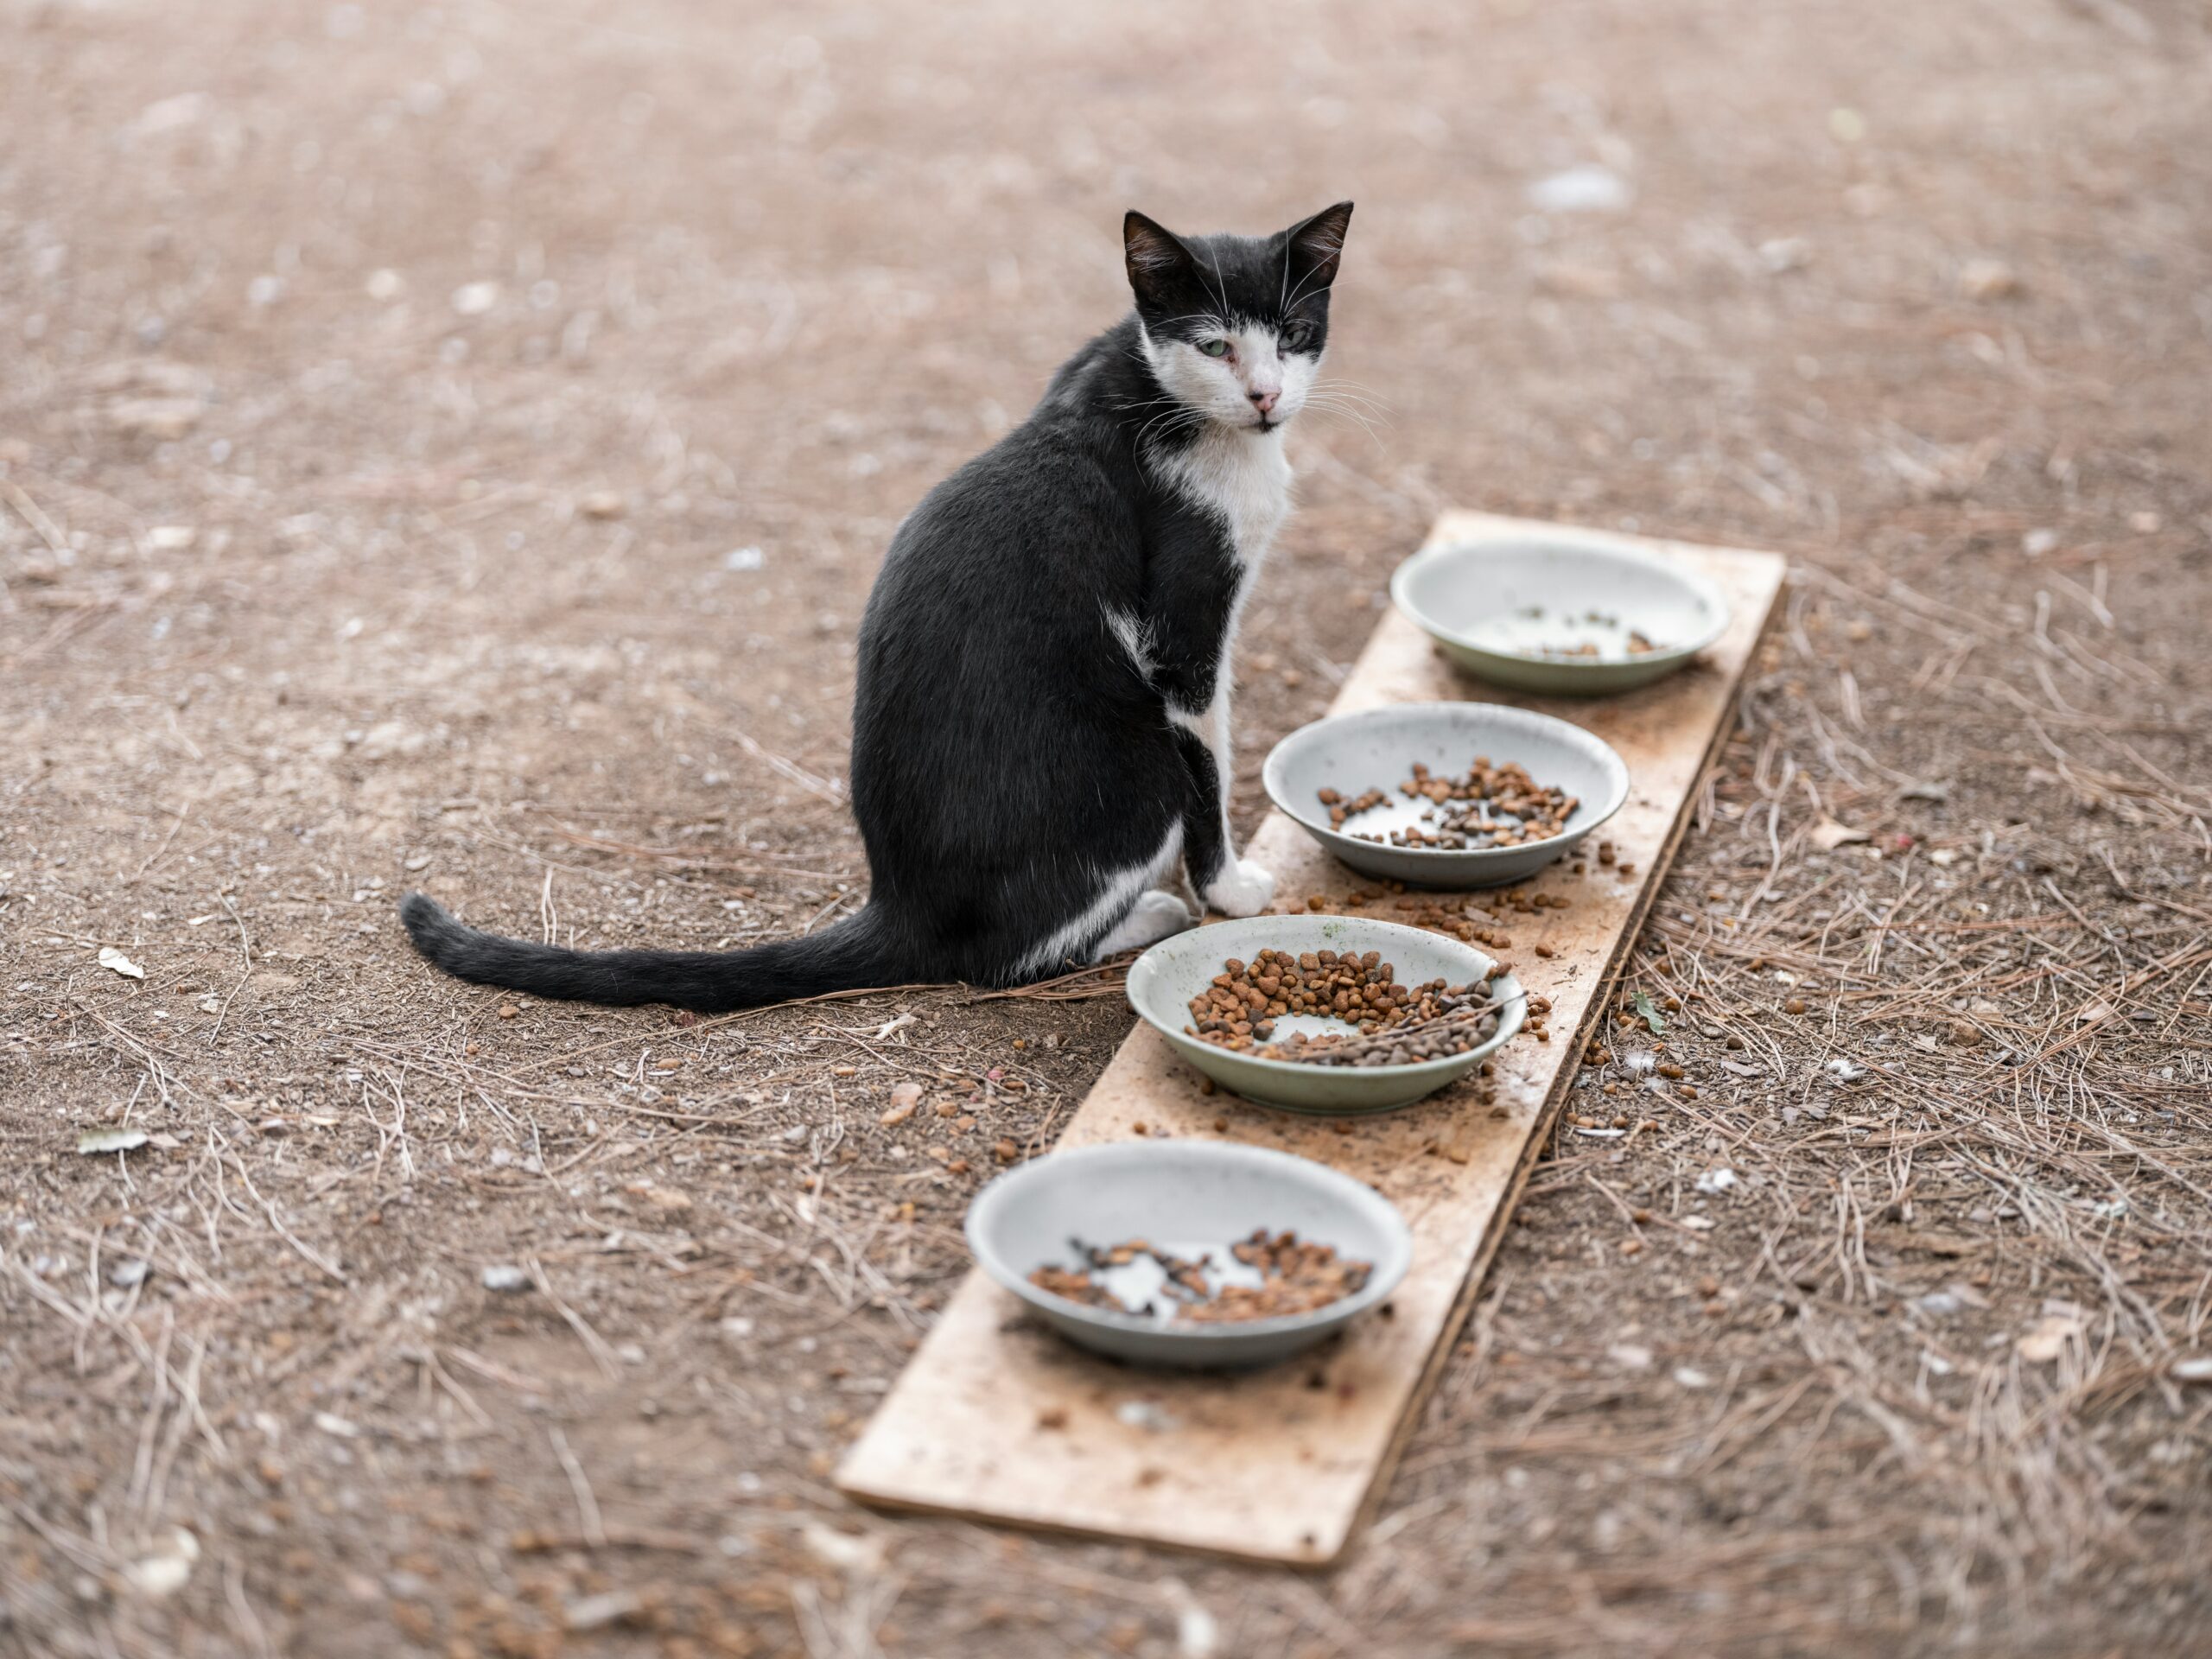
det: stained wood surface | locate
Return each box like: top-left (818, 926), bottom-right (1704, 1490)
top-left (837, 512), bottom-right (1787, 1565)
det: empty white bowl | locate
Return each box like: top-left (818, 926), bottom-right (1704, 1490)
top-left (1263, 702), bottom-right (1629, 888)
top-left (966, 1141), bottom-right (1414, 1369)
top-left (1393, 534), bottom-right (1731, 695)
top-left (1125, 913), bottom-right (1523, 1114)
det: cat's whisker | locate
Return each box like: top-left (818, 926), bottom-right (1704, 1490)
top-left (1296, 398), bottom-right (1391, 448)
top-left (1311, 374), bottom-right (1393, 408)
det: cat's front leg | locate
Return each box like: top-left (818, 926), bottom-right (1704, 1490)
top-left (1169, 688), bottom-right (1276, 918)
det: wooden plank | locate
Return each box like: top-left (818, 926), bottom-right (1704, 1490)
top-left (837, 512), bottom-right (1787, 1566)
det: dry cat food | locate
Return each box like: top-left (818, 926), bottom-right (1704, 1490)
top-left (1541, 632), bottom-right (1656, 658)
top-left (1027, 1230), bottom-right (1371, 1323)
top-left (1318, 759), bottom-right (1577, 850)
top-left (1508, 606), bottom-right (1661, 658)
top-left (1184, 947), bottom-right (1504, 1066)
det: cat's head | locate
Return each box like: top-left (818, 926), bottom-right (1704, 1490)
top-left (1123, 201), bottom-right (1353, 436)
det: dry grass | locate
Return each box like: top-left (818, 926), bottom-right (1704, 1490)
top-left (3, 0), bottom-right (2210, 1654)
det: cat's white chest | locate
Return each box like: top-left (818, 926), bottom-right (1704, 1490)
top-left (1159, 429), bottom-right (1293, 566)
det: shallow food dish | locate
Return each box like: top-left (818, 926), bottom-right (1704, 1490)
top-left (1125, 913), bottom-right (1524, 1114)
top-left (1392, 533), bottom-right (1732, 695)
top-left (967, 1141), bottom-right (1414, 1369)
top-left (1263, 702), bottom-right (1629, 888)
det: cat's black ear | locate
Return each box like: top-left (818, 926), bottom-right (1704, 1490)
top-left (1123, 211), bottom-right (1196, 306)
top-left (1284, 200), bottom-right (1355, 295)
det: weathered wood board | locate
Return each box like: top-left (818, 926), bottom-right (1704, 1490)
top-left (837, 512), bottom-right (1787, 1566)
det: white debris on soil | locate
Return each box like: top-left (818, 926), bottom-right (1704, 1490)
top-left (123, 1529), bottom-right (199, 1599)
top-left (563, 1590), bottom-right (645, 1631)
top-left (800, 1522), bottom-right (887, 1574)
top-left (78, 1128), bottom-right (149, 1155)
top-left (1527, 163), bottom-right (1631, 213)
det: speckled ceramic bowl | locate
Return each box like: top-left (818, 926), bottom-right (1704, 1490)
top-left (966, 1141), bottom-right (1413, 1369)
top-left (1262, 702), bottom-right (1629, 888)
top-left (1392, 533), bottom-right (1731, 695)
top-left (1125, 914), bottom-right (1523, 1114)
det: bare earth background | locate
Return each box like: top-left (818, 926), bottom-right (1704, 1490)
top-left (4, 1), bottom-right (2211, 1654)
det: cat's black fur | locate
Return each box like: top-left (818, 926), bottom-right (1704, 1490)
top-left (401, 202), bottom-right (1354, 1011)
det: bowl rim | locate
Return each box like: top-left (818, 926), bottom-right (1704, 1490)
top-left (1260, 701), bottom-right (1631, 870)
top-left (1390, 532), bottom-right (1733, 668)
top-left (965, 1140), bottom-right (1415, 1341)
top-left (1124, 913), bottom-right (1528, 1086)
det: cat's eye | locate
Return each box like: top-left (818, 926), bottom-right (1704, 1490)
top-left (1197, 339), bottom-right (1230, 359)
top-left (1281, 325), bottom-right (1314, 352)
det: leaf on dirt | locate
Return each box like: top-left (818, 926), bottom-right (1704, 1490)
top-left (98, 945), bottom-right (146, 979)
top-left (1695, 1168), bottom-right (1738, 1195)
top-left (1630, 990), bottom-right (1664, 1035)
top-left (880, 1080), bottom-right (925, 1126)
top-left (2076, 1001), bottom-right (2114, 1025)
top-left (2018, 1312), bottom-right (2082, 1363)
top-left (1809, 818), bottom-right (1871, 850)
top-left (79, 1127), bottom-right (149, 1154)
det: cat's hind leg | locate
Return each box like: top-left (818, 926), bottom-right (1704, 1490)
top-left (1089, 889), bottom-right (1195, 960)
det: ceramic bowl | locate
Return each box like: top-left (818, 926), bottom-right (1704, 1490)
top-left (1125, 914), bottom-right (1523, 1114)
top-left (1392, 533), bottom-right (1732, 695)
top-left (966, 1141), bottom-right (1414, 1369)
top-left (1262, 702), bottom-right (1629, 888)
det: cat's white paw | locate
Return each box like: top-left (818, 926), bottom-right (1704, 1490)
top-left (1091, 889), bottom-right (1196, 959)
top-left (1202, 858), bottom-right (1276, 918)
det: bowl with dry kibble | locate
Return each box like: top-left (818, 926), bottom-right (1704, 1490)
top-left (1125, 913), bottom-right (1525, 1112)
top-left (1392, 531), bottom-right (1732, 695)
top-left (1263, 702), bottom-right (1629, 888)
top-left (967, 1140), bottom-right (1414, 1368)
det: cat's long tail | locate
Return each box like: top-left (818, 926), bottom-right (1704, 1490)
top-left (397, 893), bottom-right (906, 1013)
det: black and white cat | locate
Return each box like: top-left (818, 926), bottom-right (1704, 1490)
top-left (401, 202), bottom-right (1355, 1012)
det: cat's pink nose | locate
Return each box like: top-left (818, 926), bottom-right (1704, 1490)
top-left (1249, 387), bottom-right (1280, 415)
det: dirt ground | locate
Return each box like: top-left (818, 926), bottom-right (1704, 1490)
top-left (5, 0), bottom-right (2211, 1653)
